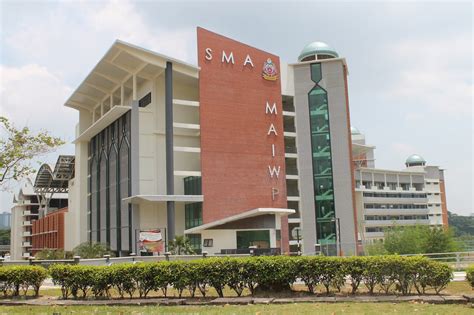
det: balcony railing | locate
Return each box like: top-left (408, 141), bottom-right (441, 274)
top-left (220, 248), bottom-right (281, 256)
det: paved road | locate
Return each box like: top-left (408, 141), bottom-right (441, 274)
top-left (453, 271), bottom-right (466, 282)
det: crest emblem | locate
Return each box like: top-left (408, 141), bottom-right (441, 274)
top-left (262, 58), bottom-right (278, 81)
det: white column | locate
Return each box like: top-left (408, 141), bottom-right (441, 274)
top-left (120, 85), bottom-right (124, 106)
top-left (133, 74), bottom-right (137, 101)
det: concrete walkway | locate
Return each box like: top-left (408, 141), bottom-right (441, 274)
top-left (0, 295), bottom-right (472, 306)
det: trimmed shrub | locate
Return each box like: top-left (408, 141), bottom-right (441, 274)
top-left (295, 256), bottom-right (322, 294)
top-left (426, 261), bottom-right (452, 294)
top-left (378, 256), bottom-right (399, 294)
top-left (344, 256), bottom-right (366, 294)
top-left (168, 260), bottom-right (193, 298)
top-left (362, 256), bottom-right (385, 294)
top-left (253, 256), bottom-right (298, 292)
top-left (200, 257), bottom-right (229, 297)
top-left (109, 264), bottom-right (137, 299)
top-left (467, 265), bottom-right (474, 288)
top-left (45, 255), bottom-right (454, 299)
top-left (224, 258), bottom-right (246, 297)
top-left (153, 261), bottom-right (172, 297)
top-left (0, 266), bottom-right (48, 297)
top-left (91, 266), bottom-right (114, 298)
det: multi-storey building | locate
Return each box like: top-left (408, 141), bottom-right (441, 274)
top-left (351, 128), bottom-right (448, 243)
top-left (10, 156), bottom-right (73, 260)
top-left (65, 28), bottom-right (358, 256)
top-left (62, 28), bottom-right (450, 256)
top-left (0, 212), bottom-right (11, 229)
top-left (11, 181), bottom-right (41, 259)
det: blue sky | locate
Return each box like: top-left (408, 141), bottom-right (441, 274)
top-left (0, 0), bottom-right (472, 215)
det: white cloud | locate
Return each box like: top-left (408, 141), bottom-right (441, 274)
top-left (0, 64), bottom-right (76, 142)
top-left (82, 0), bottom-right (195, 63)
top-left (4, 0), bottom-right (196, 82)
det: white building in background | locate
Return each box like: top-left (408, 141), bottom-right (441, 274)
top-left (0, 212), bottom-right (11, 229)
top-left (10, 176), bottom-right (69, 260)
top-left (351, 128), bottom-right (449, 243)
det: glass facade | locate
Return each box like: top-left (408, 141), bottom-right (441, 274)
top-left (187, 233), bottom-right (202, 254)
top-left (184, 176), bottom-right (202, 229)
top-left (308, 63), bottom-right (337, 251)
top-left (236, 230), bottom-right (270, 249)
top-left (88, 111), bottom-right (132, 254)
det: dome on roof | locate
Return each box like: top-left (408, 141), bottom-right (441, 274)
top-left (405, 154), bottom-right (426, 167)
top-left (351, 126), bottom-right (361, 135)
top-left (298, 41), bottom-right (339, 61)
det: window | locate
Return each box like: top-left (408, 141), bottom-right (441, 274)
top-left (138, 92), bottom-right (151, 108)
top-left (203, 239), bottom-right (213, 247)
top-left (185, 203), bottom-right (202, 229)
top-left (184, 176), bottom-right (202, 195)
top-left (187, 234), bottom-right (202, 254)
top-left (236, 230), bottom-right (270, 249)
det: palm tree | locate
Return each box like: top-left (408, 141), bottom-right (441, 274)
top-left (168, 236), bottom-right (195, 255)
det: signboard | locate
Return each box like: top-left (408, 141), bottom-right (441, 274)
top-left (291, 227), bottom-right (302, 240)
top-left (138, 229), bottom-right (164, 254)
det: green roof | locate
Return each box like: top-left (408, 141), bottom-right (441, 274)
top-left (351, 126), bottom-right (361, 135)
top-left (406, 154), bottom-right (426, 165)
top-left (298, 41), bottom-right (339, 61)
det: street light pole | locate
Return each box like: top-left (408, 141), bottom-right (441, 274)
top-left (337, 217), bottom-right (342, 256)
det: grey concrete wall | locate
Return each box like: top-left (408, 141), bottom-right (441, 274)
top-left (131, 100), bottom-right (140, 254)
top-left (320, 61), bottom-right (357, 255)
top-left (293, 65), bottom-right (317, 254)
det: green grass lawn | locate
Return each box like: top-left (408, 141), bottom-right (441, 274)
top-left (0, 303), bottom-right (473, 315)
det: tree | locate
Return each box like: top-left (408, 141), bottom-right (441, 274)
top-left (422, 227), bottom-right (458, 253)
top-left (72, 242), bottom-right (113, 259)
top-left (0, 229), bottom-right (10, 245)
top-left (0, 116), bottom-right (64, 189)
top-left (383, 225), bottom-right (426, 254)
top-left (383, 225), bottom-right (458, 255)
top-left (168, 236), bottom-right (195, 255)
top-left (448, 211), bottom-right (474, 236)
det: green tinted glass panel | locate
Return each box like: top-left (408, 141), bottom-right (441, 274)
top-left (184, 176), bottom-right (202, 195)
top-left (311, 63), bottom-right (322, 83)
top-left (236, 230), bottom-right (270, 249)
top-left (185, 202), bottom-right (202, 229)
top-left (187, 234), bottom-right (202, 254)
top-left (308, 63), bottom-right (337, 246)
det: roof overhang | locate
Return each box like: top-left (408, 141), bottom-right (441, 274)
top-left (357, 167), bottom-right (426, 175)
top-left (184, 207), bottom-right (295, 234)
top-left (33, 155), bottom-right (75, 193)
top-left (64, 40), bottom-right (200, 111)
top-left (352, 142), bottom-right (375, 156)
top-left (289, 57), bottom-right (349, 74)
top-left (123, 195), bottom-right (204, 204)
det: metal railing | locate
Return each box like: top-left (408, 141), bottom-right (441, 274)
top-left (400, 251), bottom-right (474, 270)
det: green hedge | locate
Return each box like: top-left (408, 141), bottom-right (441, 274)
top-left (467, 265), bottom-right (474, 288)
top-left (49, 256), bottom-right (452, 299)
top-left (0, 266), bottom-right (48, 297)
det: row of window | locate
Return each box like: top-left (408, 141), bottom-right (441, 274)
top-left (363, 192), bottom-right (427, 198)
top-left (364, 215), bottom-right (429, 221)
top-left (364, 203), bottom-right (428, 209)
top-left (357, 181), bottom-right (424, 191)
top-left (88, 111), bottom-right (132, 254)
